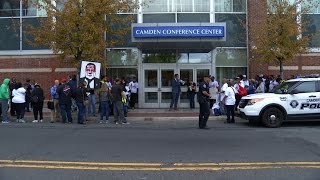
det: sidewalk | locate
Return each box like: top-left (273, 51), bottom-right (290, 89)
top-left (5, 107), bottom-right (239, 123)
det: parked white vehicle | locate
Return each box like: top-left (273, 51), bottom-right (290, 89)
top-left (239, 77), bottom-right (320, 127)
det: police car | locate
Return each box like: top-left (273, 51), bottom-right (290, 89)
top-left (239, 76), bottom-right (320, 127)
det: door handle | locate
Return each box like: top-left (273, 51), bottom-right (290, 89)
top-left (309, 95), bottom-right (316, 98)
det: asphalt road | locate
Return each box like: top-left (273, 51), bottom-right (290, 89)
top-left (1, 118), bottom-right (320, 180)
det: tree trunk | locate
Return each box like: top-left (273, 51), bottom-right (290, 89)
top-left (279, 60), bottom-right (284, 80)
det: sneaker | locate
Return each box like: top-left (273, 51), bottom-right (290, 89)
top-left (99, 121), bottom-right (104, 124)
top-left (122, 122), bottom-right (130, 125)
top-left (115, 122), bottom-right (119, 125)
top-left (39, 120), bottom-right (43, 123)
top-left (2, 121), bottom-right (9, 124)
top-left (105, 120), bottom-right (109, 124)
top-left (19, 119), bottom-right (26, 123)
top-left (16, 119), bottom-right (20, 123)
top-left (32, 120), bottom-right (39, 123)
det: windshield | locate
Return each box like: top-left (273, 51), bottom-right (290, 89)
top-left (273, 81), bottom-right (299, 94)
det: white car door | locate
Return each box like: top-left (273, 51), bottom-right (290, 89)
top-left (287, 81), bottom-right (319, 115)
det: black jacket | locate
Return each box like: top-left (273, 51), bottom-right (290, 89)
top-left (31, 86), bottom-right (45, 104)
top-left (74, 87), bottom-right (87, 103)
top-left (57, 83), bottom-right (73, 105)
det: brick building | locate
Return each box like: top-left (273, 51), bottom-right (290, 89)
top-left (0, 0), bottom-right (319, 108)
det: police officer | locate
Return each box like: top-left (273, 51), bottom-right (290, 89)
top-left (198, 75), bottom-right (212, 129)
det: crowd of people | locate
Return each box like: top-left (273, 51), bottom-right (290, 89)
top-left (191, 74), bottom-right (287, 129)
top-left (0, 78), bottom-right (44, 124)
top-left (0, 75), bottom-right (139, 125)
top-left (0, 71), bottom-right (291, 128)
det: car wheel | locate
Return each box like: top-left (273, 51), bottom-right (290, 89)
top-left (261, 107), bottom-right (284, 128)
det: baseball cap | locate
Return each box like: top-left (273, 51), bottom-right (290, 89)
top-left (243, 75), bottom-right (247, 78)
top-left (61, 78), bottom-right (67, 83)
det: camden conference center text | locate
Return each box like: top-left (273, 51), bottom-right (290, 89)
top-left (135, 28), bottom-right (224, 36)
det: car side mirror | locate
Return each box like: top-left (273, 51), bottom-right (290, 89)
top-left (290, 89), bottom-right (299, 94)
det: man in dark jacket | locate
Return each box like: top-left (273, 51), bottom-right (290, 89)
top-left (169, 74), bottom-right (183, 111)
top-left (31, 83), bottom-right (44, 123)
top-left (111, 78), bottom-right (127, 124)
top-left (57, 78), bottom-right (73, 123)
top-left (25, 78), bottom-right (32, 112)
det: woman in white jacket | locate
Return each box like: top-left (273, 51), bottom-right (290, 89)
top-left (12, 82), bottom-right (26, 123)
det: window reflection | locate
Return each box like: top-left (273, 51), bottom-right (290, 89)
top-left (178, 53), bottom-right (211, 63)
top-left (216, 67), bottom-right (247, 83)
top-left (0, 0), bottom-right (19, 17)
top-left (0, 0), bottom-right (49, 17)
top-left (161, 70), bottom-right (174, 87)
top-left (180, 69), bottom-right (193, 83)
top-left (215, 0), bottom-right (246, 12)
top-left (106, 68), bottom-right (138, 84)
top-left (197, 69), bottom-right (210, 84)
top-left (142, 52), bottom-right (177, 63)
top-left (145, 70), bottom-right (158, 87)
top-left (107, 49), bottom-right (138, 66)
top-left (143, 0), bottom-right (209, 13)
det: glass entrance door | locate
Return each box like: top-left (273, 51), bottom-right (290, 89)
top-left (142, 64), bottom-right (210, 108)
top-left (144, 67), bottom-right (174, 108)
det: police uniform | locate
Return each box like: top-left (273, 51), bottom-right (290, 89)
top-left (198, 81), bottom-right (210, 129)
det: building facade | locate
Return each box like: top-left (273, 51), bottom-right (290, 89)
top-left (0, 0), bottom-right (319, 108)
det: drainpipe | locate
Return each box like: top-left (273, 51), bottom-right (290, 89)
top-left (246, 0), bottom-right (249, 77)
top-left (20, 0), bottom-right (23, 51)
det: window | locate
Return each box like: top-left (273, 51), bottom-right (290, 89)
top-left (215, 49), bottom-right (247, 66)
top-left (215, 14), bottom-right (247, 47)
top-left (177, 13), bottom-right (210, 22)
top-left (176, 0), bottom-right (193, 12)
top-left (23, 0), bottom-right (47, 17)
top-left (274, 81), bottom-right (298, 94)
top-left (142, 52), bottom-right (177, 63)
top-left (303, 14), bottom-right (320, 47)
top-left (178, 52), bottom-right (212, 63)
top-left (143, 0), bottom-right (175, 12)
top-left (56, 0), bottom-right (67, 11)
top-left (143, 0), bottom-right (209, 13)
top-left (107, 49), bottom-right (138, 66)
top-left (294, 81), bottom-right (316, 93)
top-left (216, 67), bottom-right (247, 82)
top-left (215, 0), bottom-right (246, 12)
top-left (0, 0), bottom-right (20, 17)
top-left (176, 0), bottom-right (209, 12)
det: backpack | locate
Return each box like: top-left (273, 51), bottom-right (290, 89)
top-left (238, 84), bottom-right (247, 97)
top-left (31, 95), bottom-right (39, 103)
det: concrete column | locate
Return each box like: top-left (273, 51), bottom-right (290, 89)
top-left (137, 48), bottom-right (143, 108)
top-left (137, 0), bottom-right (143, 23)
top-left (211, 49), bottom-right (217, 77)
top-left (210, 0), bottom-right (215, 23)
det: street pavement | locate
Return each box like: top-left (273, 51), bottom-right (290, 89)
top-left (1, 116), bottom-right (320, 180)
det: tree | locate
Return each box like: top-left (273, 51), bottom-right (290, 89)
top-left (27, 0), bottom-right (138, 68)
top-left (249, 0), bottom-right (318, 79)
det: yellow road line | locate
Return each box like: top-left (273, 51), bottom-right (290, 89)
top-left (174, 162), bottom-right (320, 166)
top-left (1, 160), bottom-right (320, 171)
top-left (1, 164), bottom-right (320, 171)
top-left (0, 160), bottom-right (162, 166)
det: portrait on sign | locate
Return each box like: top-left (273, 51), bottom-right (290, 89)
top-left (79, 61), bottom-right (101, 89)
